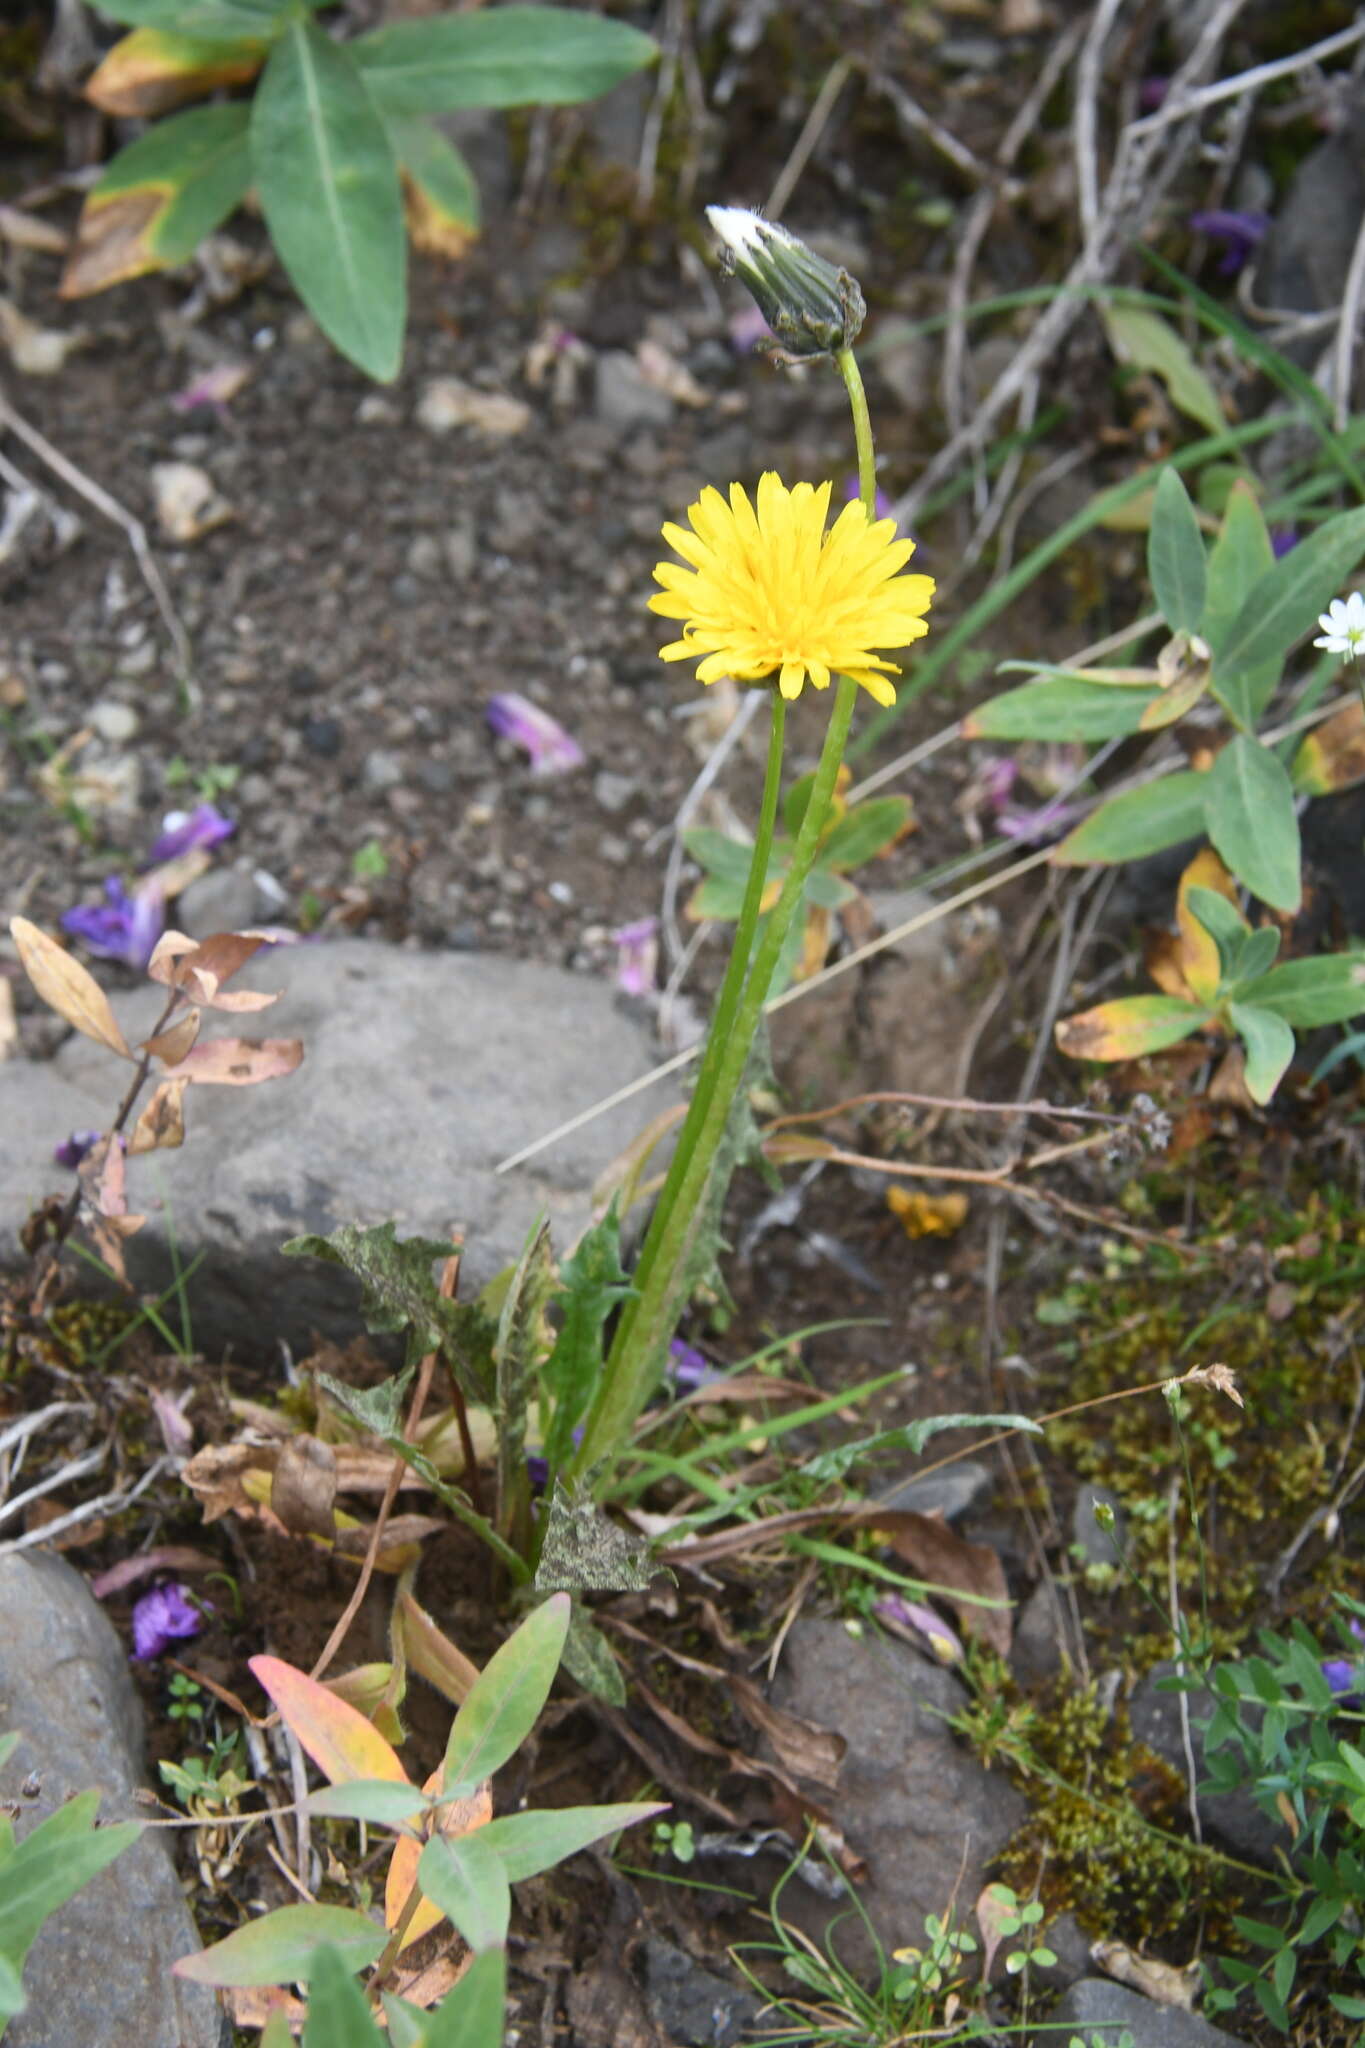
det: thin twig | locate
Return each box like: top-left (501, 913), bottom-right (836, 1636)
top-left (1074, 0), bottom-right (1126, 243)
top-left (1334, 204), bottom-right (1365, 431)
top-left (0, 384), bottom-right (191, 678)
top-left (1167, 1473), bottom-right (1203, 1845)
top-left (766, 56), bottom-right (855, 220)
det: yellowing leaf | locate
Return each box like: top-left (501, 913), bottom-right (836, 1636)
top-left (1175, 847), bottom-right (1238, 1004)
top-left (10, 916), bottom-right (132, 1059)
top-left (249, 1653), bottom-right (410, 1788)
top-left (1055, 994), bottom-right (1211, 1063)
top-left (384, 1766), bottom-right (493, 1951)
top-left (84, 26), bottom-right (264, 118)
top-left (60, 104), bottom-right (251, 299)
top-left (887, 1186), bottom-right (969, 1239)
top-left (1292, 698), bottom-right (1365, 795)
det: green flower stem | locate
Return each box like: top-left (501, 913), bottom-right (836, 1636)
top-left (571, 344), bottom-right (878, 1480)
top-left (605, 693), bottom-right (788, 1373)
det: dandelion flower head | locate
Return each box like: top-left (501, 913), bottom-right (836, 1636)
top-left (650, 471), bottom-right (934, 709)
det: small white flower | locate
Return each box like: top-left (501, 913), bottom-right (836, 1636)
top-left (1313, 590), bottom-right (1365, 658)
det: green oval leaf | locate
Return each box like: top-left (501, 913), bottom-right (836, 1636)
top-left (1052, 770), bottom-right (1206, 866)
top-left (1227, 1001), bottom-right (1295, 1105)
top-left (1202, 478), bottom-right (1273, 657)
top-left (442, 1593), bottom-right (570, 1791)
top-left (301, 1945), bottom-right (386, 2048)
top-left (1148, 467), bottom-right (1206, 634)
top-left (306, 1780), bottom-right (430, 1827)
top-left (1210, 504), bottom-right (1365, 725)
top-left (1245, 954), bottom-right (1365, 1028)
top-left (356, 7), bottom-right (657, 117)
top-left (819, 796), bottom-right (912, 869)
top-left (65, 103), bottom-right (251, 294)
top-left (251, 21), bottom-right (405, 382)
top-left (420, 1947), bottom-right (508, 2048)
top-left (1205, 736), bottom-right (1301, 912)
top-left (172, 1903), bottom-right (386, 1987)
top-left (87, 0), bottom-right (293, 42)
top-left (963, 675), bottom-right (1159, 742)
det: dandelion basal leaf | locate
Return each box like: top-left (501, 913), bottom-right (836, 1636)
top-left (355, 7), bottom-right (656, 118)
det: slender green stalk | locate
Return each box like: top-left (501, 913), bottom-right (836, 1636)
top-left (611, 694), bottom-right (788, 1362)
top-left (571, 347), bottom-right (880, 1479)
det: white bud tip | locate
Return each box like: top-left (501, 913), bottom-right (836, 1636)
top-left (705, 205), bottom-right (768, 256)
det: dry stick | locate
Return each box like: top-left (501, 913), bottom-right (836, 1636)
top-left (1333, 204), bottom-right (1365, 433)
top-left (895, 0), bottom-right (1254, 529)
top-left (306, 1255), bottom-right (455, 1684)
top-left (765, 55), bottom-right (855, 219)
top-left (634, 0), bottom-right (682, 217)
top-left (990, 441), bottom-right (1094, 583)
top-left (1166, 1471), bottom-right (1203, 1846)
top-left (948, 376), bottom-right (1042, 588)
top-left (0, 385), bottom-right (191, 677)
top-left (1074, 0), bottom-right (1126, 243)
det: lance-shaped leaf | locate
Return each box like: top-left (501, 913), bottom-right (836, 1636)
top-left (1243, 954), bottom-right (1365, 1029)
top-left (1205, 735), bottom-right (1301, 913)
top-left (560, 1602), bottom-right (626, 1703)
top-left (420, 1948), bottom-right (507, 2048)
top-left (173, 1904), bottom-right (387, 1986)
top-left (390, 115), bottom-right (479, 258)
top-left (1202, 478), bottom-right (1273, 653)
top-left (473, 1801), bottom-right (667, 1883)
top-left (159, 1035), bottom-right (302, 1084)
top-left (418, 1833), bottom-right (510, 1953)
top-left (1293, 698), bottom-right (1365, 795)
top-left (127, 1076), bottom-right (188, 1153)
top-left (1101, 303), bottom-right (1226, 437)
top-left (1052, 771), bottom-right (1207, 867)
top-left (10, 916), bottom-right (131, 1058)
top-left (60, 104), bottom-right (251, 299)
top-left (383, 1765), bottom-right (492, 1953)
top-left (963, 674), bottom-right (1159, 742)
top-left (251, 20), bottom-right (405, 382)
top-left (301, 1945), bottom-right (387, 2048)
top-left (442, 1593), bottom-right (569, 1792)
top-left (818, 795), bottom-right (913, 870)
top-left (1055, 995), bottom-right (1212, 1063)
top-left (249, 1654), bottom-right (410, 1787)
top-left (88, 0), bottom-right (293, 39)
top-left (1228, 1002), bottom-right (1295, 1105)
top-left (1210, 504), bottom-right (1365, 728)
top-left (1148, 467), bottom-right (1207, 635)
top-left (84, 26), bottom-right (264, 117)
top-left (495, 1216), bottom-right (556, 1530)
top-left (355, 6), bottom-right (656, 117)
top-left (0, 1793), bottom-right (140, 1969)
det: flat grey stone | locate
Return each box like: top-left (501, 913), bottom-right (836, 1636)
top-left (770, 1619), bottom-right (1028, 1970)
top-left (0, 1550), bottom-right (223, 2048)
top-left (1072, 1483), bottom-right (1125, 1568)
top-left (642, 1936), bottom-right (760, 2046)
top-left (593, 350), bottom-right (674, 433)
top-left (1013, 1578), bottom-right (1073, 1689)
top-left (879, 1458), bottom-right (992, 1522)
top-left (1046, 1978), bottom-right (1250, 2047)
top-left (1, 939), bottom-right (668, 1360)
top-left (1128, 1663), bottom-right (1281, 1867)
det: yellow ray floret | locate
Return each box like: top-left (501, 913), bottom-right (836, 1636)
top-left (649, 471), bottom-right (935, 708)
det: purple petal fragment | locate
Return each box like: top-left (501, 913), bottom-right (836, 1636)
top-left (613, 917), bottom-right (659, 998)
top-left (843, 475), bottom-right (895, 523)
top-left (486, 693), bottom-right (585, 777)
top-left (54, 1128), bottom-right (104, 1170)
top-left (131, 1582), bottom-right (203, 1661)
top-left (668, 1337), bottom-right (722, 1393)
top-left (875, 1592), bottom-right (964, 1666)
top-left (1189, 208), bottom-right (1270, 277)
top-left (61, 877), bottom-right (165, 970)
top-left (145, 803), bottom-right (236, 865)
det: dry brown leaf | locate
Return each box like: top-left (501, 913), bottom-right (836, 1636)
top-left (397, 1589), bottom-right (481, 1706)
top-left (127, 1077), bottom-right (187, 1154)
top-left (224, 1986), bottom-right (306, 2033)
top-left (731, 1674), bottom-right (845, 1790)
top-left (83, 26), bottom-right (263, 117)
top-left (183, 1442), bottom-right (274, 1522)
top-left (0, 979), bottom-right (16, 1061)
top-left (142, 1006), bottom-right (201, 1065)
top-left (10, 916), bottom-right (131, 1058)
top-left (0, 205), bottom-right (69, 254)
top-left (1090, 1938), bottom-right (1199, 2009)
top-left (269, 1433), bottom-right (338, 1539)
top-left (161, 1036), bottom-right (303, 1085)
top-left (1183, 1361), bottom-right (1244, 1408)
top-left (871, 1509), bottom-right (1013, 1657)
top-left (391, 1947), bottom-right (473, 2011)
top-left (416, 376), bottom-right (530, 437)
top-left (0, 296), bottom-right (88, 375)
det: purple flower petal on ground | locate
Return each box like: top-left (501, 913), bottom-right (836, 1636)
top-left (486, 693), bottom-right (585, 777)
top-left (874, 1593), bottom-right (963, 1666)
top-left (668, 1337), bottom-right (722, 1392)
top-left (53, 1128), bottom-right (104, 1170)
top-left (1190, 208), bottom-right (1270, 277)
top-left (843, 475), bottom-right (895, 522)
top-left (145, 803), bottom-right (236, 865)
top-left (613, 917), bottom-right (659, 997)
top-left (131, 1582), bottom-right (203, 1661)
top-left (61, 877), bottom-right (165, 970)
top-left (997, 796), bottom-right (1082, 845)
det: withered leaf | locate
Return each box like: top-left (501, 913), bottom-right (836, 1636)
top-left (10, 916), bottom-right (131, 1059)
top-left (142, 1006), bottom-right (200, 1066)
top-left (127, 1077), bottom-right (187, 1154)
top-left (269, 1433), bottom-right (338, 1540)
top-left (731, 1674), bottom-right (845, 1790)
top-left (870, 1509), bottom-right (1013, 1656)
top-left (161, 1035), bottom-right (303, 1085)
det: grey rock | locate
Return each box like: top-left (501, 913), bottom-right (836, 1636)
top-left (641, 1937), bottom-right (760, 2047)
top-left (1128, 1663), bottom-right (1281, 1867)
top-left (593, 350), bottom-right (674, 434)
top-left (1013, 1579), bottom-right (1073, 1689)
top-left (1072, 1482), bottom-right (1124, 1568)
top-left (175, 862), bottom-right (260, 939)
top-left (1045, 1978), bottom-right (1250, 2047)
top-left (1256, 95), bottom-right (1365, 324)
top-left (87, 699), bottom-right (139, 744)
top-left (302, 714), bottom-right (343, 758)
top-left (592, 771), bottom-right (637, 815)
top-left (770, 1619), bottom-right (1028, 1968)
top-left (879, 1458), bottom-right (992, 1522)
top-left (0, 939), bottom-right (669, 1361)
top-left (361, 748), bottom-right (404, 795)
top-left (0, 1551), bottom-right (223, 2048)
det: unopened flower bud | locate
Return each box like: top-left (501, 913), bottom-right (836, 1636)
top-left (705, 206), bottom-right (865, 362)
top-left (1092, 1499), bottom-right (1116, 1535)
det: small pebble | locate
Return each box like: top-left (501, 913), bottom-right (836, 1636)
top-left (362, 750), bottom-right (404, 795)
top-left (593, 771), bottom-right (637, 814)
top-left (302, 715), bottom-right (343, 758)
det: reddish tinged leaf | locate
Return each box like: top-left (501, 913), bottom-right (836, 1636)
top-left (249, 1653), bottom-right (409, 1787)
top-left (1055, 995), bottom-right (1211, 1063)
top-left (10, 916), bottom-right (132, 1059)
top-left (161, 1035), bottom-right (303, 1084)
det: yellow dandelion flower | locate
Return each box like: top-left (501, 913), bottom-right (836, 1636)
top-left (649, 470), bottom-right (935, 709)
